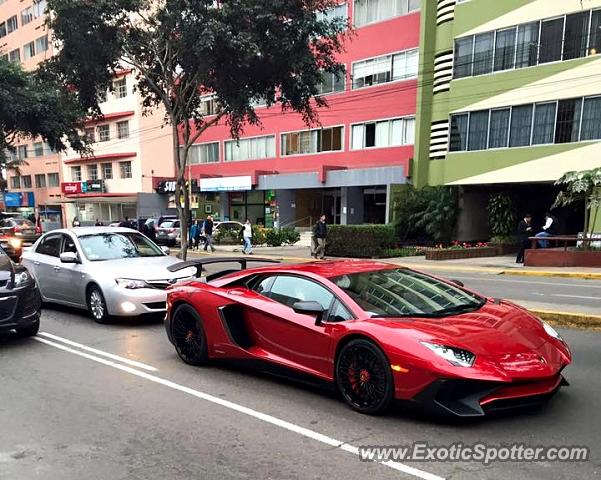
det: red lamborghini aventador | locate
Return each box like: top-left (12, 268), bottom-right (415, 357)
top-left (164, 258), bottom-right (571, 416)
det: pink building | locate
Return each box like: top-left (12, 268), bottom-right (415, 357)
top-left (182, 1), bottom-right (420, 227)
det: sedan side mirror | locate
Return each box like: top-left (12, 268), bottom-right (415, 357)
top-left (161, 246), bottom-right (171, 255)
top-left (292, 301), bottom-right (326, 326)
top-left (60, 252), bottom-right (79, 264)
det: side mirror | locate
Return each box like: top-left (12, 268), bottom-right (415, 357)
top-left (292, 301), bottom-right (326, 326)
top-left (161, 246), bottom-right (171, 255)
top-left (60, 252), bottom-right (79, 264)
top-left (450, 279), bottom-right (464, 287)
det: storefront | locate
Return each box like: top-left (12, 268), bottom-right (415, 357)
top-left (3, 192), bottom-right (35, 217)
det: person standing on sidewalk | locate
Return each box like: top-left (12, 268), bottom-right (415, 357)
top-left (203, 215), bottom-right (216, 252)
top-left (313, 214), bottom-right (328, 260)
top-left (241, 219), bottom-right (253, 255)
top-left (189, 221), bottom-right (199, 251)
top-left (516, 213), bottom-right (533, 264)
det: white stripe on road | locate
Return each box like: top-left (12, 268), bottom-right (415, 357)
top-left (38, 332), bottom-right (158, 372)
top-left (551, 294), bottom-right (601, 301)
top-left (33, 336), bottom-right (445, 480)
top-left (449, 275), bottom-right (601, 289)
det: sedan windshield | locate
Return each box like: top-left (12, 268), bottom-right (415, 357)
top-left (79, 233), bottom-right (164, 261)
top-left (331, 268), bottom-right (485, 318)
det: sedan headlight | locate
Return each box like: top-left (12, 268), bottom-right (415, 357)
top-left (115, 278), bottom-right (149, 289)
top-left (9, 238), bottom-right (22, 249)
top-left (421, 341), bottom-right (476, 367)
top-left (14, 270), bottom-right (31, 287)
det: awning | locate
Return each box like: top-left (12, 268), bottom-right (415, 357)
top-left (58, 194), bottom-right (137, 204)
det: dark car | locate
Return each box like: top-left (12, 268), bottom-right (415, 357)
top-left (0, 245), bottom-right (42, 337)
top-left (0, 217), bottom-right (41, 245)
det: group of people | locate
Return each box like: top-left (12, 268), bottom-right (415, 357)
top-left (188, 216), bottom-right (254, 255)
top-left (516, 212), bottom-right (559, 263)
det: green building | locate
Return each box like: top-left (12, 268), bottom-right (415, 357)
top-left (415, 0), bottom-right (601, 239)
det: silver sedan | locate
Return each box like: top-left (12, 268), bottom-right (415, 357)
top-left (21, 227), bottom-right (195, 323)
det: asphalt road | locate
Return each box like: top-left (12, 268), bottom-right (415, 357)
top-left (1, 305), bottom-right (600, 480)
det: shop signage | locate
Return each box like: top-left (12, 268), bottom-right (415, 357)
top-left (61, 182), bottom-right (82, 195)
top-left (156, 179), bottom-right (200, 194)
top-left (86, 179), bottom-right (106, 193)
top-left (4, 192), bottom-right (35, 208)
top-left (200, 176), bottom-right (252, 192)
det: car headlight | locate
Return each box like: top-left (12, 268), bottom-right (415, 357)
top-left (115, 278), bottom-right (149, 289)
top-left (9, 238), bottom-right (22, 249)
top-left (14, 270), bottom-right (31, 287)
top-left (421, 341), bottom-right (476, 367)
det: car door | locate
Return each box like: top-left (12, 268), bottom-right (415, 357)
top-left (54, 233), bottom-right (86, 306)
top-left (244, 274), bottom-right (337, 376)
top-left (28, 233), bottom-right (63, 301)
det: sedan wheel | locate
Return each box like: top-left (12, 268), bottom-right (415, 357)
top-left (171, 304), bottom-right (208, 365)
top-left (336, 339), bottom-right (394, 414)
top-left (87, 286), bottom-right (109, 324)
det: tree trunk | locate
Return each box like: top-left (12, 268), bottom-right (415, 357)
top-left (172, 123), bottom-right (189, 261)
top-left (584, 197), bottom-right (591, 251)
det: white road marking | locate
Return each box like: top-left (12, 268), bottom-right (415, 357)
top-left (38, 332), bottom-right (158, 372)
top-left (33, 336), bottom-right (445, 480)
top-left (551, 294), bottom-right (601, 301)
top-left (449, 275), bottom-right (601, 288)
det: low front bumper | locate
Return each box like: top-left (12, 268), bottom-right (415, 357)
top-left (0, 284), bottom-right (42, 332)
top-left (104, 286), bottom-right (168, 317)
top-left (413, 373), bottom-right (568, 417)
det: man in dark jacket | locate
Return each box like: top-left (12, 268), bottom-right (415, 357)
top-left (203, 215), bottom-right (216, 252)
top-left (516, 213), bottom-right (533, 263)
top-left (313, 214), bottom-right (327, 260)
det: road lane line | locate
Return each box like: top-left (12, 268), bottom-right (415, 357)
top-left (447, 275), bottom-right (601, 288)
top-left (551, 294), bottom-right (601, 301)
top-left (32, 336), bottom-right (445, 480)
top-left (38, 332), bottom-right (158, 372)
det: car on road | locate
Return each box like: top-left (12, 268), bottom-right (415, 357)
top-left (21, 227), bottom-right (195, 323)
top-left (164, 258), bottom-right (572, 416)
top-left (0, 217), bottom-right (42, 245)
top-left (156, 220), bottom-right (181, 246)
top-left (0, 244), bottom-right (42, 337)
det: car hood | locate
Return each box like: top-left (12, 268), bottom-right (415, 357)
top-left (364, 300), bottom-right (549, 356)
top-left (86, 255), bottom-right (194, 281)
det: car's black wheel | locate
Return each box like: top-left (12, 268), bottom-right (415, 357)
top-left (15, 317), bottom-right (40, 337)
top-left (87, 285), bottom-right (110, 324)
top-left (336, 339), bottom-right (394, 415)
top-left (171, 304), bottom-right (208, 365)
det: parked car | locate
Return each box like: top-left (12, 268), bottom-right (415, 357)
top-left (156, 220), bottom-right (181, 246)
top-left (0, 217), bottom-right (42, 245)
top-left (0, 244), bottom-right (42, 336)
top-left (21, 227), bottom-right (195, 323)
top-left (165, 258), bottom-right (572, 417)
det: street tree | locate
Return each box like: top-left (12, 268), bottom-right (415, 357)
top-left (0, 57), bottom-right (88, 184)
top-left (44, 0), bottom-right (348, 259)
top-left (554, 167), bottom-right (601, 248)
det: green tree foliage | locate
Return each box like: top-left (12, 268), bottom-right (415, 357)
top-left (0, 57), bottom-right (88, 179)
top-left (44, 0), bottom-right (348, 259)
top-left (487, 193), bottom-right (517, 240)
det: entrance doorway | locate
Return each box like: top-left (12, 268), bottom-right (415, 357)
top-left (322, 189), bottom-right (341, 225)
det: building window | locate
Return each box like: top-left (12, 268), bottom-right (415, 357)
top-left (35, 35), bottom-right (49, 54)
top-left (555, 98), bottom-right (582, 144)
top-left (6, 15), bottom-right (18, 34)
top-left (120, 161), bottom-right (132, 178)
top-left (317, 72), bottom-right (345, 95)
top-left (494, 28), bottom-right (517, 72)
top-left (532, 102), bottom-right (557, 145)
top-left (188, 142), bottom-right (220, 164)
top-left (33, 0), bottom-right (48, 18)
top-left (515, 22), bottom-right (539, 69)
top-left (282, 126), bottom-right (343, 156)
top-left (351, 117), bottom-right (415, 149)
top-left (581, 97), bottom-right (601, 141)
top-left (71, 166), bottom-right (82, 181)
top-left (200, 96), bottom-right (219, 116)
top-left (539, 17), bottom-right (564, 64)
top-left (9, 49), bottom-right (20, 64)
top-left (114, 78), bottom-right (127, 98)
top-left (24, 41), bottom-right (36, 59)
top-left (47, 172), bottom-right (59, 187)
top-left (34, 142), bottom-right (44, 157)
top-left (454, 37), bottom-right (474, 78)
top-left (472, 32), bottom-right (494, 76)
top-left (488, 108), bottom-right (510, 149)
top-left (10, 176), bottom-right (20, 189)
top-left (0, 22), bottom-right (6, 39)
top-left (102, 162), bottom-right (113, 179)
top-left (317, 3), bottom-right (347, 22)
top-left (84, 127), bottom-right (95, 143)
top-left (88, 164), bottom-right (99, 181)
top-left (467, 110), bottom-right (489, 151)
top-left (352, 49), bottom-right (418, 89)
top-left (449, 114), bottom-right (469, 152)
top-left (117, 121), bottom-right (129, 139)
top-left (22, 175), bottom-right (32, 189)
top-left (97, 125), bottom-right (110, 142)
top-left (21, 7), bottom-right (34, 26)
top-left (354, 0), bottom-right (419, 28)
top-left (225, 136), bottom-right (275, 161)
top-left (509, 105), bottom-right (533, 147)
top-left (17, 145), bottom-right (28, 160)
top-left (35, 174), bottom-right (46, 188)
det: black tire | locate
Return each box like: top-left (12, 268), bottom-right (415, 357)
top-left (15, 317), bottom-right (40, 337)
top-left (336, 339), bottom-right (394, 415)
top-left (171, 304), bottom-right (208, 365)
top-left (87, 285), bottom-right (110, 324)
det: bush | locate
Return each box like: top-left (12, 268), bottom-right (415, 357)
top-left (381, 247), bottom-right (426, 258)
top-left (487, 193), bottom-right (517, 238)
top-left (281, 227), bottom-right (300, 245)
top-left (252, 226), bottom-right (267, 246)
top-left (326, 225), bottom-right (396, 258)
top-left (214, 229), bottom-right (240, 245)
top-left (265, 228), bottom-right (284, 247)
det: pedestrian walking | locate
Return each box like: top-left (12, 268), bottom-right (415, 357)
top-left (203, 215), bottom-right (216, 252)
top-left (241, 219), bottom-right (253, 255)
top-left (119, 216), bottom-right (132, 229)
top-left (72, 216), bottom-right (80, 227)
top-left (190, 221), bottom-right (200, 250)
top-left (313, 214), bottom-right (327, 260)
top-left (535, 212), bottom-right (558, 248)
top-left (146, 220), bottom-right (157, 242)
top-left (194, 220), bottom-right (202, 249)
top-left (95, 218), bottom-right (104, 226)
top-left (516, 213), bottom-right (533, 264)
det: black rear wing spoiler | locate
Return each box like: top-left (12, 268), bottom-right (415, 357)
top-left (167, 257), bottom-right (281, 278)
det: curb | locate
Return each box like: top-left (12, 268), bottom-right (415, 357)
top-left (529, 309), bottom-right (601, 331)
top-left (500, 270), bottom-right (601, 280)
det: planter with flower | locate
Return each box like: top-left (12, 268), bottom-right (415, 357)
top-left (425, 242), bottom-right (497, 261)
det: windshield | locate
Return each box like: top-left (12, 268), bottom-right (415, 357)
top-left (332, 268), bottom-right (485, 318)
top-left (161, 222), bottom-right (177, 228)
top-left (79, 232), bottom-right (164, 261)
